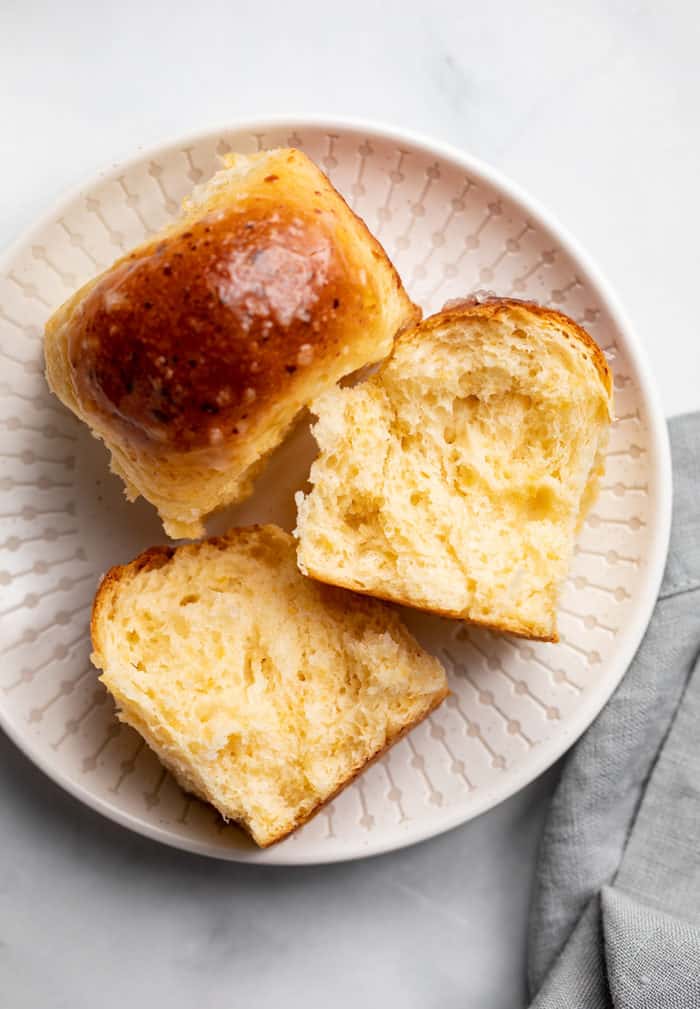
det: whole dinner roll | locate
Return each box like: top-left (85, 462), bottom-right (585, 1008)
top-left (44, 148), bottom-right (419, 538)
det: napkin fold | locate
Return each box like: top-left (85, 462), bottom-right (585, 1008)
top-left (528, 412), bottom-right (700, 1008)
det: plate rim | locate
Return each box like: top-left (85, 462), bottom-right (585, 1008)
top-left (0, 116), bottom-right (672, 865)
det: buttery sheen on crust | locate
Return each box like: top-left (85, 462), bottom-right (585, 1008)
top-left (90, 525), bottom-right (448, 847)
top-left (295, 297), bottom-right (613, 642)
top-left (44, 149), bottom-right (419, 538)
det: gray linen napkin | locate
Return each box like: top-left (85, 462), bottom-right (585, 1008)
top-left (528, 412), bottom-right (700, 1008)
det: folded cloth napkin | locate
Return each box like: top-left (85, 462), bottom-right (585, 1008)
top-left (527, 412), bottom-right (700, 1009)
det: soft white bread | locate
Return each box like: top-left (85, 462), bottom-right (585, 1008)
top-left (295, 297), bottom-right (613, 642)
top-left (91, 525), bottom-right (447, 847)
top-left (45, 149), bottom-right (419, 539)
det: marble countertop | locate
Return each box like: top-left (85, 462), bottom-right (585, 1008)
top-left (2, 2), bottom-right (698, 1006)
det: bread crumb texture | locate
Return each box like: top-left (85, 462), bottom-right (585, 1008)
top-left (91, 525), bottom-right (447, 846)
top-left (296, 298), bottom-right (613, 642)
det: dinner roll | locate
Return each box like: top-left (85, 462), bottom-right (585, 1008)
top-left (45, 149), bottom-right (419, 538)
top-left (91, 525), bottom-right (448, 847)
top-left (295, 297), bottom-right (613, 642)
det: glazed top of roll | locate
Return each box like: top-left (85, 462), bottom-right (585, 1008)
top-left (54, 148), bottom-right (417, 453)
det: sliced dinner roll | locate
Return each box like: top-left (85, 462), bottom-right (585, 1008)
top-left (91, 525), bottom-right (448, 847)
top-left (45, 149), bottom-right (419, 538)
top-left (295, 297), bottom-right (613, 642)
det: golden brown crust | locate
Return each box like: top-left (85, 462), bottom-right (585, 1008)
top-left (300, 563), bottom-right (558, 643)
top-left (434, 295), bottom-right (612, 398)
top-left (46, 150), bottom-right (419, 537)
top-left (54, 150), bottom-right (419, 453)
top-left (69, 208), bottom-right (364, 450)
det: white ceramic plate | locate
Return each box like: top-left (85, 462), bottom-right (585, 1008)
top-left (0, 119), bottom-right (671, 864)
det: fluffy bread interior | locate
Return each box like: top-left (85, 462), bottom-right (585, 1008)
top-left (295, 299), bottom-right (613, 642)
top-left (91, 525), bottom-right (447, 846)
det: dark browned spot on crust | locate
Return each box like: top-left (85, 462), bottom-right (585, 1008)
top-left (68, 206), bottom-right (374, 450)
top-left (130, 545), bottom-right (175, 574)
